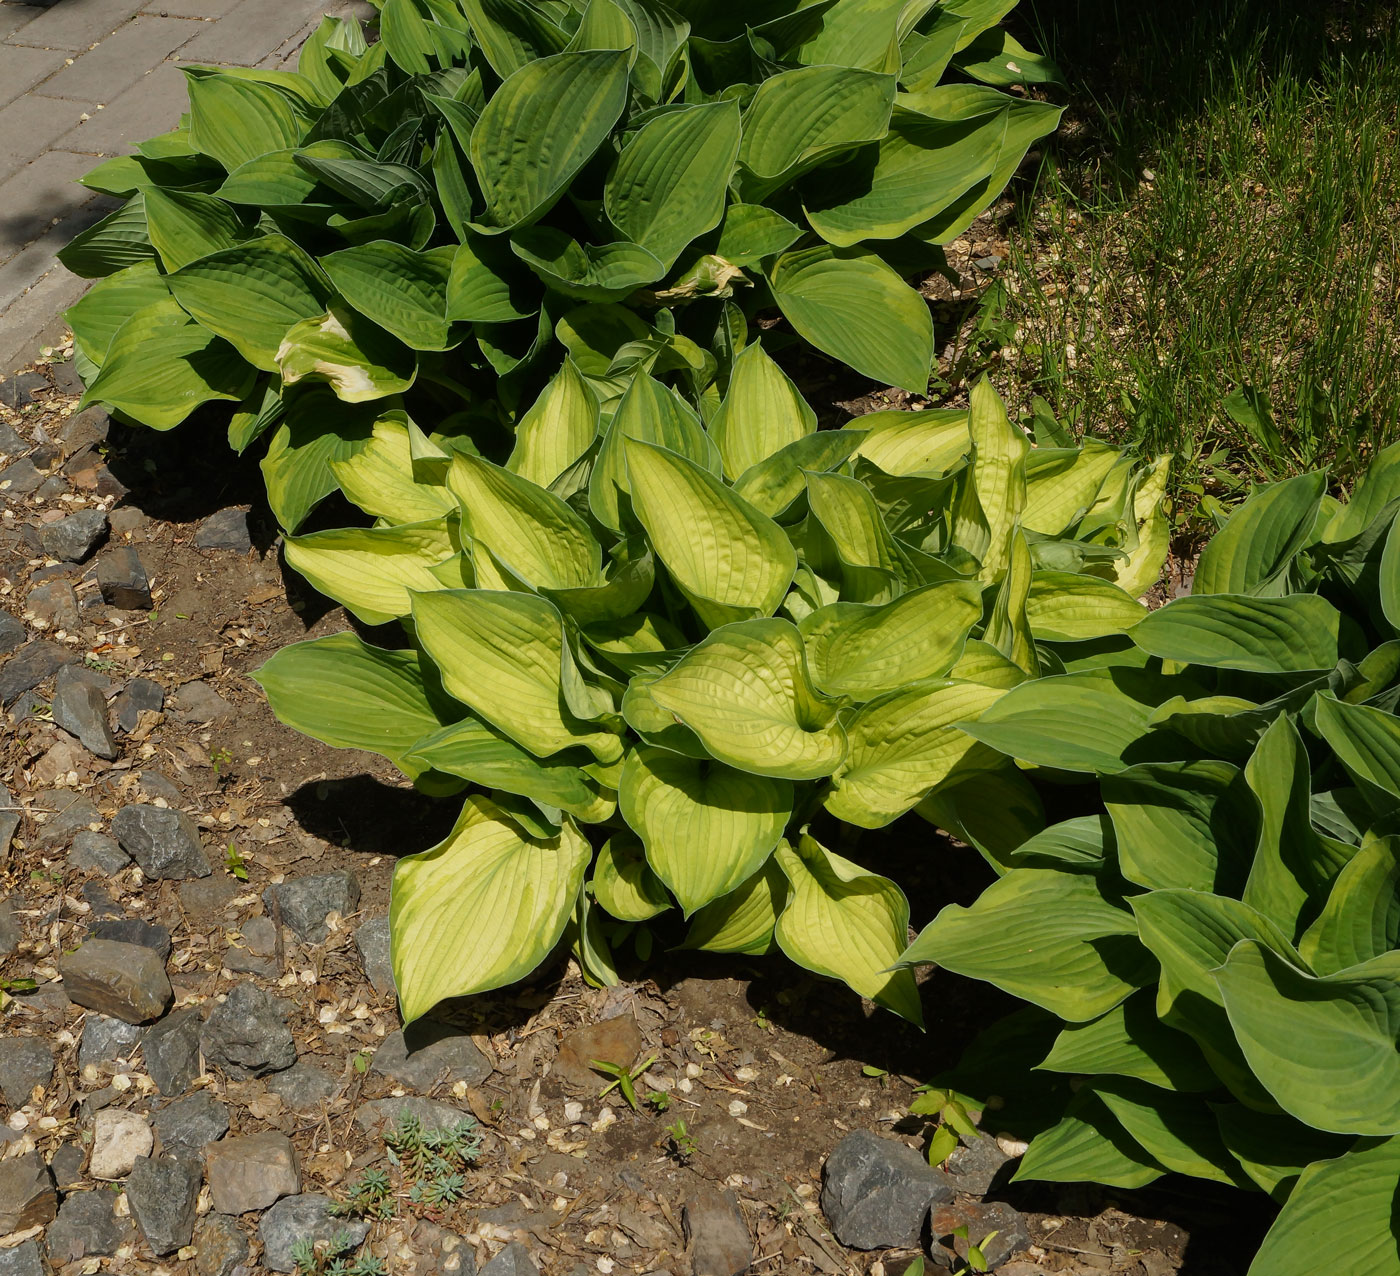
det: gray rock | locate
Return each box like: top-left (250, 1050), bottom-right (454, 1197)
top-left (79, 881), bottom-right (121, 919)
top-left (153, 1091), bottom-right (229, 1154)
top-left (49, 1143), bottom-right (85, 1190)
top-left (96, 546), bottom-right (152, 610)
top-left (90, 917), bottom-right (173, 961)
top-left (0, 1037), bottom-right (56, 1107)
top-left (224, 945), bottom-right (278, 979)
top-left (111, 803), bottom-right (210, 879)
top-left (945, 1132), bottom-right (1015, 1195)
top-left (52, 666), bottom-right (118, 759)
top-left (204, 1132), bottom-right (300, 1214)
top-left (373, 1020), bottom-right (492, 1092)
top-left (36, 475), bottom-right (68, 500)
top-left (0, 458), bottom-right (44, 497)
top-left (0, 1242), bottom-right (43, 1276)
top-left (168, 679), bottom-right (232, 723)
top-left (59, 407), bottom-right (108, 455)
top-left (45, 1188), bottom-right (133, 1263)
top-left (0, 613), bottom-right (24, 656)
top-left (821, 1130), bottom-right (954, 1251)
top-left (194, 1213), bottom-right (250, 1276)
top-left (0, 894), bottom-right (19, 958)
top-left (682, 1187), bottom-right (750, 1276)
top-left (0, 1153), bottom-right (56, 1234)
top-left (481, 1242), bottom-right (539, 1276)
top-left (126, 1154), bottom-right (201, 1255)
top-left (355, 1097), bottom-right (473, 1137)
top-left (0, 372), bottom-right (46, 410)
top-left (241, 915), bottom-right (277, 956)
top-left (39, 508), bottom-right (108, 562)
top-left (0, 421), bottom-right (25, 455)
top-left (178, 876), bottom-right (241, 919)
top-left (264, 871), bottom-right (360, 945)
top-left (201, 983), bottom-right (296, 1079)
top-left (70, 830), bottom-right (130, 874)
top-left (135, 769), bottom-right (184, 807)
top-left (259, 1194), bottom-right (370, 1274)
top-left (32, 792), bottom-right (100, 850)
top-left (26, 579), bottom-right (79, 629)
top-left (0, 639), bottom-right (79, 705)
top-left (354, 914), bottom-right (395, 996)
top-left (265, 1060), bottom-right (338, 1112)
top-left (78, 1014), bottom-right (144, 1071)
top-left (58, 938), bottom-right (173, 1024)
top-left (194, 508), bottom-right (252, 552)
top-left (142, 1008), bottom-right (205, 1095)
top-left (114, 676), bottom-right (164, 732)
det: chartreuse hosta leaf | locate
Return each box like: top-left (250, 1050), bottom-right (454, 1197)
top-left (253, 631), bottom-right (461, 789)
top-left (1300, 835), bottom-right (1400, 975)
top-left (624, 438), bottom-right (795, 628)
top-left (646, 619), bottom-right (847, 780)
top-left (283, 518), bottom-right (456, 626)
top-left (1022, 439), bottom-right (1122, 536)
top-left (774, 836), bottom-right (923, 1026)
top-left (680, 858), bottom-right (789, 956)
top-left (592, 832), bottom-right (669, 923)
top-left (620, 746), bottom-right (791, 915)
top-left (1131, 593), bottom-right (1341, 674)
top-left (1015, 1091), bottom-right (1165, 1189)
top-left (276, 304), bottom-right (417, 402)
top-left (66, 260), bottom-right (170, 368)
top-left (983, 528), bottom-right (1037, 676)
top-left (1192, 470), bottom-right (1327, 597)
top-left (1024, 573), bottom-right (1147, 641)
top-left (849, 407), bottom-right (970, 476)
top-left (330, 414), bottom-right (456, 523)
top-left (825, 680), bottom-right (1005, 828)
top-left (391, 793), bottom-right (591, 1021)
top-left (1093, 453), bottom-right (1171, 599)
top-left (706, 342), bottom-right (816, 479)
top-left (506, 359), bottom-right (599, 487)
top-left (732, 432), bottom-right (866, 519)
top-left (804, 469), bottom-right (927, 604)
top-left (411, 589), bottom-right (624, 765)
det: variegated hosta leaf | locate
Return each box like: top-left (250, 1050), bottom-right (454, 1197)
top-left (410, 588), bottom-right (624, 764)
top-left (329, 414), bottom-right (456, 524)
top-left (774, 835), bottom-right (923, 1026)
top-left (619, 745), bottom-right (791, 915)
top-left (391, 794), bottom-right (591, 1021)
top-left (276, 303), bottom-right (416, 402)
top-left (283, 518), bottom-right (457, 625)
top-left (799, 579), bottom-right (982, 700)
top-left (592, 831), bottom-right (670, 923)
top-left (645, 618), bottom-right (846, 780)
top-left (623, 438), bottom-right (795, 628)
top-left (824, 679), bottom-right (1006, 828)
top-left (706, 341), bottom-right (816, 479)
top-left (680, 858), bottom-right (789, 955)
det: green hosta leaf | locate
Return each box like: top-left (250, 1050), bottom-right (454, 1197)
top-left (446, 235), bottom-right (540, 323)
top-left (462, 0), bottom-right (569, 76)
top-left (1038, 991), bottom-right (1218, 1092)
top-left (769, 246), bottom-right (933, 393)
top-left (187, 72), bottom-right (304, 171)
top-left (1007, 813), bottom-right (1110, 869)
top-left (253, 632), bottom-right (460, 786)
top-left (446, 453), bottom-right (601, 590)
top-left (1193, 470), bottom-right (1327, 597)
top-left (510, 228), bottom-right (664, 300)
top-left (78, 298), bottom-right (253, 430)
top-left (330, 413), bottom-right (455, 523)
top-left (1130, 593), bottom-right (1341, 674)
top-left (680, 858), bottom-right (789, 955)
top-left (850, 408), bottom-right (970, 476)
top-left (217, 147), bottom-right (326, 207)
top-left (405, 715), bottom-right (615, 823)
top-left (507, 359), bottom-right (600, 487)
top-left (775, 835), bottom-right (922, 1025)
top-left (260, 392), bottom-right (373, 530)
top-left (283, 519), bottom-right (455, 625)
top-left (168, 235), bottom-right (331, 372)
top-left (1105, 761), bottom-right (1256, 896)
top-left (1022, 439), bottom-right (1123, 536)
top-left (800, 580), bottom-right (982, 700)
top-left (715, 204), bottom-right (803, 266)
top-left (1218, 942), bottom-right (1400, 1135)
top-left (1014, 1091), bottom-right (1165, 1189)
top-left (1301, 836), bottom-right (1400, 975)
top-left (960, 670), bottom-right (1157, 773)
top-left (1092, 1080), bottom-right (1251, 1187)
top-left (1325, 440), bottom-right (1400, 542)
top-left (903, 867), bottom-right (1154, 1021)
top-left (824, 680), bottom-right (1004, 828)
top-left (707, 341), bottom-right (816, 480)
top-left (142, 188), bottom-right (250, 273)
top-left (1311, 694), bottom-right (1400, 815)
top-left (411, 589), bottom-right (623, 764)
top-left (954, 27), bottom-right (1065, 87)
top-left (624, 438), bottom-right (795, 627)
top-left (1025, 574), bottom-right (1147, 641)
top-left (620, 746), bottom-right (791, 916)
top-left (1213, 1104), bottom-right (1354, 1201)
top-left (593, 832), bottom-right (670, 923)
top-left (276, 304), bottom-right (417, 402)
top-left (65, 260), bottom-right (171, 367)
top-left (471, 50), bottom-right (631, 230)
top-left (732, 432), bottom-right (866, 519)
top-left (983, 528), bottom-right (1037, 676)
top-left (646, 619), bottom-right (846, 780)
top-left (391, 793), bottom-right (591, 1020)
top-left (605, 100), bottom-right (741, 267)
top-left (919, 766), bottom-right (1046, 874)
top-left (1144, 695), bottom-right (1262, 758)
top-left (320, 242), bottom-right (456, 350)
top-left (794, 0), bottom-right (902, 71)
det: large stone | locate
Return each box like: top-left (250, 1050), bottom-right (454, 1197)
top-left (480, 1242), bottom-right (540, 1276)
top-left (0, 1037), bottom-right (55, 1107)
top-left (204, 1132), bottom-right (300, 1214)
top-left (0, 639), bottom-right (78, 706)
top-left (263, 871), bottom-right (360, 944)
top-left (142, 1008), bottom-right (206, 1096)
top-left (945, 1132), bottom-right (1016, 1195)
top-left (27, 579), bottom-right (79, 629)
top-left (126, 1154), bottom-right (201, 1256)
top-left (153, 1090), bottom-right (229, 1154)
top-left (96, 546), bottom-right (152, 610)
top-left (0, 1243), bottom-right (43, 1276)
top-left (0, 613), bottom-right (25, 656)
top-left (932, 1200), bottom-right (1032, 1271)
top-left (111, 804), bottom-right (210, 879)
top-left (265, 1060), bottom-right (338, 1113)
top-left (0, 372), bottom-right (46, 410)
top-left (32, 792), bottom-right (100, 850)
top-left (821, 1131), bottom-right (954, 1251)
top-left (354, 914), bottom-right (395, 996)
top-left (89, 917), bottom-right (173, 961)
top-left (683, 1187), bottom-right (751, 1276)
top-left (0, 896), bottom-right (20, 958)
top-left (0, 1153), bottom-right (56, 1233)
top-left (259, 1195), bottom-right (370, 1273)
top-left (114, 676), bottom-right (165, 733)
top-left (194, 508), bottom-right (252, 552)
top-left (355, 1097), bottom-right (474, 1137)
top-left (168, 680), bottom-right (232, 723)
top-left (49, 1144), bottom-right (86, 1191)
top-left (200, 983), bottom-right (296, 1079)
top-left (39, 508), bottom-right (108, 562)
top-left (59, 407), bottom-right (109, 456)
top-left (45, 1188), bottom-right (134, 1263)
top-left (373, 1020), bottom-right (492, 1092)
top-left (0, 458), bottom-right (44, 497)
top-left (69, 830), bottom-right (131, 874)
top-left (51, 665), bottom-right (118, 759)
top-left (58, 938), bottom-right (172, 1024)
top-left (194, 1213), bottom-right (250, 1276)
top-left (551, 1015), bottom-right (643, 1089)
top-left (78, 1014), bottom-right (144, 1071)
top-left (90, 1107), bottom-right (154, 1180)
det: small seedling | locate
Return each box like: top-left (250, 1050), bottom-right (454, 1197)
top-left (210, 747), bottom-right (234, 780)
top-left (224, 842), bottom-right (248, 881)
top-left (332, 1109), bottom-right (481, 1230)
top-left (911, 1086), bottom-right (979, 1167)
top-left (291, 1230), bottom-right (386, 1276)
top-left (663, 1118), bottom-right (698, 1164)
top-left (948, 1225), bottom-right (1000, 1274)
top-left (590, 1053), bottom-right (658, 1112)
top-left (647, 1090), bottom-right (671, 1114)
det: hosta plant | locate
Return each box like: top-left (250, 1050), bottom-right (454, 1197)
top-left (60, 0), bottom-right (1061, 532)
top-left (251, 371), bottom-right (1166, 1023)
top-left (901, 445), bottom-right (1400, 1275)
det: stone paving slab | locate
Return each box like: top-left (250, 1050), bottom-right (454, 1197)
top-left (0, 0), bottom-right (373, 377)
